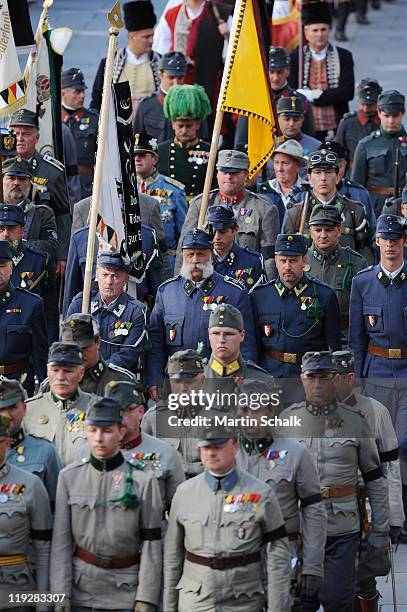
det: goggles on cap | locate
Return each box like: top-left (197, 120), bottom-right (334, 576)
top-left (309, 152), bottom-right (338, 165)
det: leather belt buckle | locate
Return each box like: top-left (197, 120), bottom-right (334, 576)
top-left (320, 486), bottom-right (330, 498)
top-left (284, 353), bottom-right (297, 364)
top-left (389, 349), bottom-right (402, 359)
top-left (209, 556), bottom-right (225, 570)
top-left (95, 554), bottom-right (112, 569)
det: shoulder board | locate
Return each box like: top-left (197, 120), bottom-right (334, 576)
top-left (42, 153), bottom-right (65, 172)
top-left (224, 275), bottom-right (245, 290)
top-left (371, 130), bottom-right (381, 139)
top-left (25, 392), bottom-right (45, 404)
top-left (343, 246), bottom-right (364, 258)
top-left (86, 107), bottom-right (99, 118)
top-left (354, 265), bottom-right (374, 276)
top-left (250, 278), bottom-right (275, 291)
top-left (25, 243), bottom-right (47, 258)
top-left (159, 274), bottom-right (180, 288)
top-left (344, 177), bottom-right (366, 190)
top-left (243, 246), bottom-right (262, 259)
top-left (107, 363), bottom-right (136, 381)
top-left (15, 286), bottom-right (42, 299)
top-left (245, 360), bottom-right (269, 373)
top-left (343, 111), bottom-right (356, 119)
top-left (164, 176), bottom-right (185, 190)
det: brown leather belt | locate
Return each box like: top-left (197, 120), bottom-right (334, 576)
top-left (186, 550), bottom-right (261, 570)
top-left (368, 344), bottom-right (407, 359)
top-left (0, 359), bottom-right (28, 375)
top-left (0, 554), bottom-right (28, 567)
top-left (320, 484), bottom-right (357, 498)
top-left (368, 186), bottom-right (395, 196)
top-left (77, 165), bottom-right (94, 175)
top-left (264, 346), bottom-right (302, 364)
top-left (75, 546), bottom-right (140, 569)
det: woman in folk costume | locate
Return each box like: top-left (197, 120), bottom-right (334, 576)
top-left (288, 0), bottom-right (355, 141)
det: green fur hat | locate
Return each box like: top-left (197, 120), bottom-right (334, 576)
top-left (164, 84), bottom-right (212, 121)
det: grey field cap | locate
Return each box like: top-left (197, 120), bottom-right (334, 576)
top-left (216, 149), bottom-right (250, 172)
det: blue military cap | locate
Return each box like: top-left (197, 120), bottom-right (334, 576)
top-left (104, 380), bottom-right (146, 409)
top-left (47, 342), bottom-right (83, 366)
top-left (301, 351), bottom-right (337, 374)
top-left (275, 233), bottom-right (307, 256)
top-left (277, 94), bottom-right (305, 116)
top-left (378, 90), bottom-right (405, 114)
top-left (268, 46), bottom-right (290, 71)
top-left (332, 350), bottom-right (355, 374)
top-left (376, 214), bottom-right (406, 240)
top-left (159, 51), bottom-right (187, 76)
top-left (0, 378), bottom-right (25, 409)
top-left (97, 250), bottom-right (128, 271)
top-left (0, 240), bottom-right (12, 261)
top-left (86, 397), bottom-right (124, 426)
top-left (182, 227), bottom-right (213, 250)
top-left (206, 205), bottom-right (236, 230)
top-left (61, 67), bottom-right (87, 90)
top-left (0, 204), bottom-right (25, 226)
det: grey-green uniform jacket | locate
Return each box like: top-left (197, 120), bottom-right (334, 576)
top-left (305, 244), bottom-right (367, 334)
top-left (0, 463), bottom-right (52, 605)
top-left (345, 391), bottom-right (404, 527)
top-left (175, 189), bottom-right (279, 279)
top-left (50, 453), bottom-right (163, 609)
top-left (236, 436), bottom-right (327, 577)
top-left (142, 402), bottom-right (203, 478)
top-left (279, 401), bottom-right (389, 541)
top-left (164, 467), bottom-right (291, 612)
top-left (24, 389), bottom-right (98, 466)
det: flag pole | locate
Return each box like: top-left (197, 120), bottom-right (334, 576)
top-left (298, 0), bottom-right (304, 87)
top-left (197, 0), bottom-right (245, 228)
top-left (81, 1), bottom-right (123, 314)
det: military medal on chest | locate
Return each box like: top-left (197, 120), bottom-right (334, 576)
top-left (264, 449), bottom-right (288, 468)
top-left (223, 492), bottom-right (261, 513)
top-left (239, 208), bottom-right (253, 224)
top-left (65, 411), bottom-right (86, 433)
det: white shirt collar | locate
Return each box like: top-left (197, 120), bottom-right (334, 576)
top-left (310, 45), bottom-right (328, 61)
top-left (125, 48), bottom-right (149, 65)
top-left (270, 177), bottom-right (302, 207)
top-left (381, 262), bottom-right (404, 280)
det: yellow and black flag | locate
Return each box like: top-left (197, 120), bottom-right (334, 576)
top-left (220, 0), bottom-right (278, 178)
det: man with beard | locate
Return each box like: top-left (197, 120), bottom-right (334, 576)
top-left (146, 228), bottom-right (256, 399)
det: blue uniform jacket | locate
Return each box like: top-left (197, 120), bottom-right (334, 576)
top-left (250, 275), bottom-right (342, 377)
top-left (66, 290), bottom-right (148, 373)
top-left (63, 224), bottom-right (163, 317)
top-left (0, 284), bottom-right (48, 391)
top-left (213, 243), bottom-right (267, 291)
top-left (7, 428), bottom-right (63, 508)
top-left (349, 263), bottom-right (407, 379)
top-left (11, 241), bottom-right (49, 294)
top-left (141, 172), bottom-right (188, 254)
top-left (146, 271), bottom-right (257, 386)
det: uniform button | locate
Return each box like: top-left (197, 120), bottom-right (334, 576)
top-left (170, 174), bottom-right (175, 178)
top-left (170, 165), bottom-right (174, 169)
top-left (191, 184), bottom-right (196, 188)
top-left (194, 166), bottom-right (198, 170)
top-left (170, 157), bottom-right (175, 161)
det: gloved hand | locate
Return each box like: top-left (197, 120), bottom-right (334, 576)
top-left (390, 525), bottom-right (401, 544)
top-left (300, 574), bottom-right (323, 599)
top-left (357, 543), bottom-right (390, 582)
top-left (134, 602), bottom-right (157, 612)
top-left (54, 599), bottom-right (71, 612)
